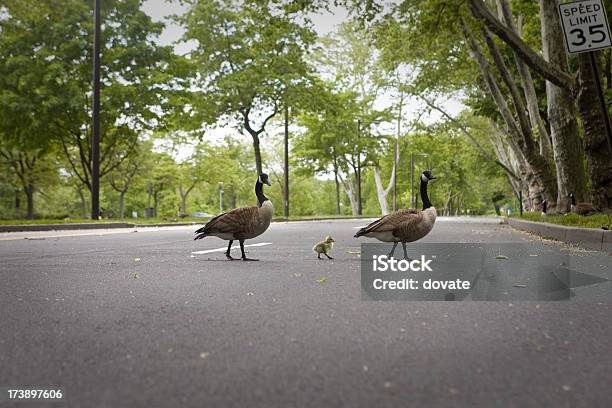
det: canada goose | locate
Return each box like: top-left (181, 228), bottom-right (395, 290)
top-left (194, 173), bottom-right (273, 261)
top-left (313, 236), bottom-right (335, 260)
top-left (354, 170), bottom-right (437, 258)
top-left (541, 200), bottom-right (547, 217)
top-left (567, 193), bottom-right (598, 216)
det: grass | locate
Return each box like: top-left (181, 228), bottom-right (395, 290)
top-left (515, 212), bottom-right (611, 229)
top-left (0, 214), bottom-right (376, 226)
top-left (0, 217), bottom-right (207, 226)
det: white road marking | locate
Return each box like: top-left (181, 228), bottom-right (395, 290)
top-left (192, 242), bottom-right (273, 255)
top-left (0, 225), bottom-right (195, 241)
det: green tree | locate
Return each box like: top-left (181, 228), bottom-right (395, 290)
top-left (0, 0), bottom-right (176, 208)
top-left (178, 0), bottom-right (317, 174)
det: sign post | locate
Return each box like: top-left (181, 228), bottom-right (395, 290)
top-left (559, 0), bottom-right (612, 154)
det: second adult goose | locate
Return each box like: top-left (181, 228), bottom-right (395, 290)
top-left (354, 170), bottom-right (437, 258)
top-left (567, 193), bottom-right (598, 216)
top-left (194, 173), bottom-right (273, 261)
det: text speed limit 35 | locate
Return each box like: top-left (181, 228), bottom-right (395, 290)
top-left (559, 0), bottom-right (612, 54)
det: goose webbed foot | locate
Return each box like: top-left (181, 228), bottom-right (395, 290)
top-left (325, 253), bottom-right (333, 260)
top-left (239, 240), bottom-right (259, 261)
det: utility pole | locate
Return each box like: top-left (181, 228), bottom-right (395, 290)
top-left (91, 0), bottom-right (101, 220)
top-left (356, 119), bottom-right (362, 215)
top-left (284, 105), bottom-right (289, 218)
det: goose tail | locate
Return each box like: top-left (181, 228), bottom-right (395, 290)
top-left (354, 228), bottom-right (367, 238)
top-left (194, 232), bottom-right (208, 240)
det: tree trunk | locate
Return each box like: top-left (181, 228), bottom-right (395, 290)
top-left (14, 188), bottom-right (20, 209)
top-left (119, 192), bottom-right (126, 219)
top-left (339, 174), bottom-right (359, 216)
top-left (251, 134), bottom-right (263, 175)
top-left (497, 0), bottom-right (553, 159)
top-left (373, 164), bottom-right (396, 215)
top-left (576, 52), bottom-right (612, 210)
top-left (445, 189), bottom-right (453, 216)
top-left (77, 187), bottom-right (88, 218)
top-left (540, 0), bottom-right (589, 210)
top-left (464, 24), bottom-right (556, 206)
top-left (153, 192), bottom-right (158, 218)
top-left (24, 184), bottom-right (34, 219)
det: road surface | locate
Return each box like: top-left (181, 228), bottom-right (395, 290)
top-left (1, 218), bottom-right (611, 407)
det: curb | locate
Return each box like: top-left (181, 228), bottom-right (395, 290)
top-left (0, 216), bottom-right (375, 233)
top-left (507, 218), bottom-right (611, 252)
top-left (0, 222), bottom-right (136, 233)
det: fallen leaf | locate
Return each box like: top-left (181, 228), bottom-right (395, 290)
top-left (134, 258), bottom-right (141, 262)
top-left (293, 273), bottom-right (302, 277)
top-left (132, 273), bottom-right (139, 279)
top-left (347, 250), bottom-right (361, 254)
top-left (495, 255), bottom-right (508, 260)
top-left (315, 277), bottom-right (328, 283)
top-left (513, 284), bottom-right (527, 288)
top-left (200, 352), bottom-right (209, 359)
top-left (247, 292), bottom-right (254, 296)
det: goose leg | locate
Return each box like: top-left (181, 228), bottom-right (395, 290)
top-left (240, 240), bottom-right (258, 261)
top-left (401, 242), bottom-right (413, 261)
top-left (225, 240), bottom-right (235, 260)
top-left (318, 253), bottom-right (321, 260)
top-left (388, 242), bottom-right (398, 258)
top-left (325, 252), bottom-right (334, 260)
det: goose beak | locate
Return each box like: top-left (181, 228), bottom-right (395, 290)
top-left (264, 180), bottom-right (272, 186)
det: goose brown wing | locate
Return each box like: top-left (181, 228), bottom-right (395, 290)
top-left (354, 209), bottom-right (419, 237)
top-left (393, 211), bottom-right (426, 238)
top-left (194, 206), bottom-right (259, 238)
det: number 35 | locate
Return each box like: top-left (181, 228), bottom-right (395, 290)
top-left (570, 24), bottom-right (607, 46)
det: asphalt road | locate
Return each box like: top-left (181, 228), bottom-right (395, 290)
top-left (1, 218), bottom-right (611, 408)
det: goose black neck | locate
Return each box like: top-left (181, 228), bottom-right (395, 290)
top-left (255, 180), bottom-right (268, 206)
top-left (420, 179), bottom-right (432, 210)
top-left (542, 201), bottom-right (547, 213)
top-left (570, 195), bottom-right (576, 206)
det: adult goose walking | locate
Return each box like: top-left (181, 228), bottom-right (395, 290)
top-left (567, 193), bottom-right (598, 216)
top-left (194, 173), bottom-right (273, 261)
top-left (354, 170), bottom-right (437, 259)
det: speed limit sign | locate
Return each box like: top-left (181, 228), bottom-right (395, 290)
top-left (559, 0), bottom-right (612, 53)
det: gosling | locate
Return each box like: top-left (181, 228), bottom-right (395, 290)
top-left (313, 236), bottom-right (335, 260)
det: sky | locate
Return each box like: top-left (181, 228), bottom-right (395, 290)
top-left (140, 0), bottom-right (463, 162)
